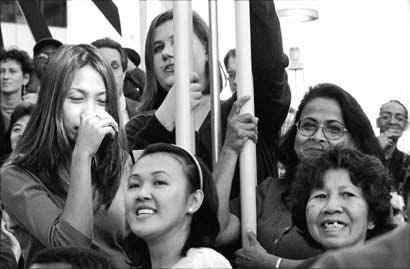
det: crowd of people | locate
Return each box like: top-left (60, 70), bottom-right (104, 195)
top-left (1, 0), bottom-right (409, 268)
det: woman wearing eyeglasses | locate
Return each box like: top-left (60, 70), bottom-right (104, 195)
top-left (213, 83), bottom-right (385, 268)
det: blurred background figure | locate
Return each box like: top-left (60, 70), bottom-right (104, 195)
top-left (376, 100), bottom-right (409, 219)
top-left (0, 102), bottom-right (35, 165)
top-left (0, 49), bottom-right (32, 130)
top-left (223, 49), bottom-right (236, 95)
top-left (124, 47), bottom-right (145, 102)
top-left (26, 38), bottom-right (62, 96)
top-left (92, 37), bottom-right (140, 125)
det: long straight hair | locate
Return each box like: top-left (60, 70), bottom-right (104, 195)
top-left (138, 10), bottom-right (211, 113)
top-left (6, 44), bottom-right (125, 208)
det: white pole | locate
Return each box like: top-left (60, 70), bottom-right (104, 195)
top-left (208, 0), bottom-right (222, 167)
top-left (173, 1), bottom-right (195, 153)
top-left (234, 0), bottom-right (257, 247)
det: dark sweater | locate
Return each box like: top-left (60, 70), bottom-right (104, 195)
top-left (125, 0), bottom-right (291, 198)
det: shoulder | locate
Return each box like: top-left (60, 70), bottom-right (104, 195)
top-left (313, 224), bottom-right (409, 269)
top-left (1, 165), bottom-right (36, 187)
top-left (174, 248), bottom-right (232, 269)
top-left (126, 111), bottom-right (155, 130)
top-left (257, 176), bottom-right (289, 196)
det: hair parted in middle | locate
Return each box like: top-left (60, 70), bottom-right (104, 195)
top-left (137, 143), bottom-right (220, 255)
top-left (138, 9), bottom-right (211, 113)
top-left (6, 44), bottom-right (125, 208)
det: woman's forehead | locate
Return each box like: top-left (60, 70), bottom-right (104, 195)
top-left (301, 98), bottom-right (344, 122)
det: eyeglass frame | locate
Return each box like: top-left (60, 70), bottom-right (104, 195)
top-left (296, 119), bottom-right (348, 140)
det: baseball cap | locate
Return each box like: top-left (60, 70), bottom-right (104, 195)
top-left (33, 38), bottom-right (63, 56)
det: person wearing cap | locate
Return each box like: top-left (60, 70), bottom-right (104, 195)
top-left (123, 47), bottom-right (145, 102)
top-left (91, 37), bottom-right (140, 126)
top-left (26, 38), bottom-right (62, 96)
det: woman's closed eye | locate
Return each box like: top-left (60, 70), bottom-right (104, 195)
top-left (97, 98), bottom-right (106, 106)
top-left (67, 96), bottom-right (84, 102)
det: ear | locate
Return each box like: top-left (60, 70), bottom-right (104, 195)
top-left (186, 189), bottom-right (204, 215)
top-left (404, 120), bottom-right (408, 131)
top-left (23, 73), bottom-right (30, 86)
top-left (367, 220), bottom-right (375, 230)
top-left (376, 117), bottom-right (381, 129)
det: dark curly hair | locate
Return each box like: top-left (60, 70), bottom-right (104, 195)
top-left (137, 143), bottom-right (220, 255)
top-left (0, 48), bottom-right (33, 75)
top-left (289, 148), bottom-right (394, 247)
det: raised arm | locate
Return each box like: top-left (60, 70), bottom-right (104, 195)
top-left (251, 0), bottom-right (291, 146)
top-left (214, 97), bottom-right (258, 246)
top-left (126, 73), bottom-right (202, 150)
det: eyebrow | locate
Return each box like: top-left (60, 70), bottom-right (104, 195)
top-left (68, 88), bottom-right (106, 96)
top-left (129, 170), bottom-right (168, 179)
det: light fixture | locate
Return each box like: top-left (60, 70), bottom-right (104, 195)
top-left (277, 8), bottom-right (319, 23)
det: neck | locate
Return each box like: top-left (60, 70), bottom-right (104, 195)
top-left (193, 94), bottom-right (210, 130)
top-left (1, 89), bottom-right (22, 107)
top-left (384, 143), bottom-right (397, 160)
top-left (146, 220), bottom-right (190, 268)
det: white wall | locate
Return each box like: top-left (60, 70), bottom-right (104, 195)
top-left (279, 0), bottom-right (410, 152)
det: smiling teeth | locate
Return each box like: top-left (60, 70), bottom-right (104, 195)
top-left (137, 209), bottom-right (155, 216)
top-left (323, 222), bottom-right (345, 229)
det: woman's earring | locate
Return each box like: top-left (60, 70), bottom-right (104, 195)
top-left (368, 222), bottom-right (375, 230)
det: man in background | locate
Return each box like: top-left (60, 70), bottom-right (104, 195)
top-left (223, 49), bottom-right (236, 94)
top-left (92, 37), bottom-right (139, 126)
top-left (26, 38), bottom-right (63, 99)
top-left (377, 100), bottom-right (409, 217)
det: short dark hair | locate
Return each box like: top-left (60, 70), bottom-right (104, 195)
top-left (92, 37), bottom-right (128, 71)
top-left (0, 48), bottom-right (33, 75)
top-left (289, 148), bottom-right (393, 245)
top-left (279, 83), bottom-right (384, 180)
top-left (138, 143), bottom-right (220, 255)
top-left (380, 100), bottom-right (408, 119)
top-left (223, 49), bottom-right (236, 71)
top-left (124, 47), bottom-right (141, 67)
top-left (29, 247), bottom-right (114, 269)
top-left (3, 102), bottom-right (36, 155)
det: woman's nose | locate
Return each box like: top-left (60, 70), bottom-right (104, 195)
top-left (136, 184), bottom-right (152, 201)
top-left (323, 195), bottom-right (343, 214)
top-left (162, 43), bottom-right (174, 59)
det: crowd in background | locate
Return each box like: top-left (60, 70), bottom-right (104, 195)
top-left (0, 0), bottom-right (409, 268)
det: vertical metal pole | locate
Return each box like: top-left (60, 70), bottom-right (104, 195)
top-left (173, 1), bottom-right (195, 153)
top-left (208, 0), bottom-right (222, 167)
top-left (235, 0), bottom-right (257, 247)
top-left (139, 0), bottom-right (147, 70)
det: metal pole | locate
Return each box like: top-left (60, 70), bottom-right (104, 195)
top-left (208, 0), bottom-right (222, 167)
top-left (173, 1), bottom-right (195, 153)
top-left (234, 0), bottom-right (257, 247)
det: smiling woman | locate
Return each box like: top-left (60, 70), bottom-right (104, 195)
top-left (125, 143), bottom-right (231, 269)
top-left (290, 148), bottom-right (394, 251)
